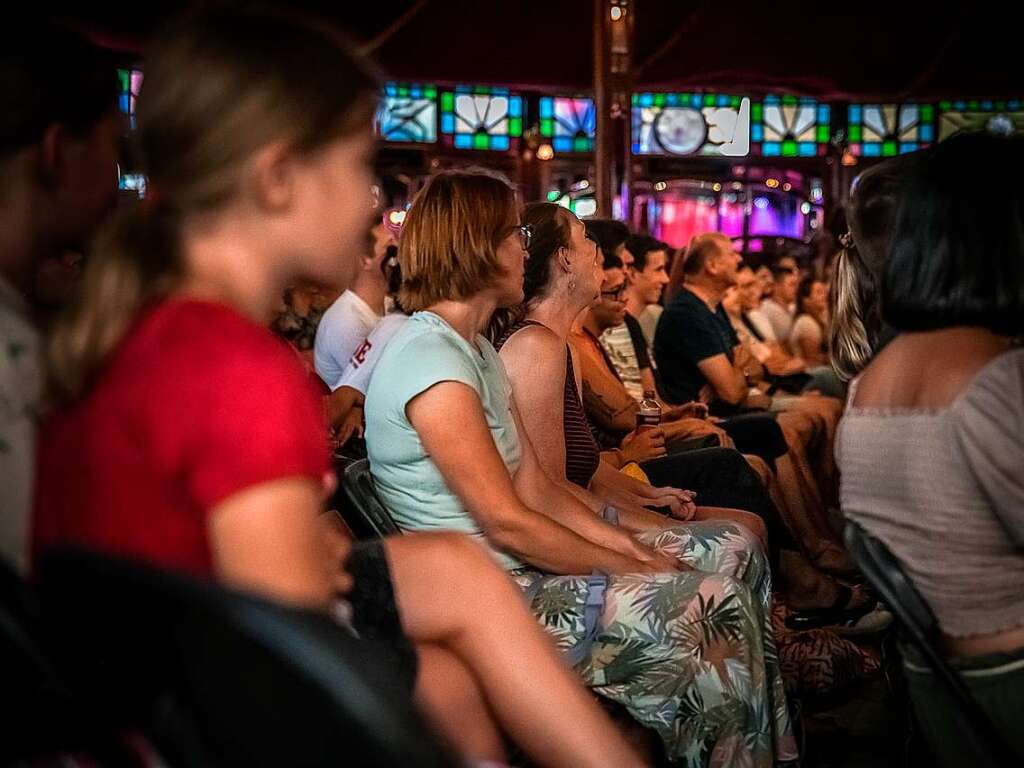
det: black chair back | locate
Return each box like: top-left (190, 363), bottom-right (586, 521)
top-left (38, 548), bottom-right (456, 768)
top-left (0, 560), bottom-right (85, 760)
top-left (844, 521), bottom-right (1021, 765)
top-left (342, 459), bottom-right (402, 538)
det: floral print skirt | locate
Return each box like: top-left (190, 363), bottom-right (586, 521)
top-left (513, 520), bottom-right (798, 767)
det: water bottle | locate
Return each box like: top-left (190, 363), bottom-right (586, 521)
top-left (636, 390), bottom-right (662, 431)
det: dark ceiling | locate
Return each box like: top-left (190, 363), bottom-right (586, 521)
top-left (42, 1), bottom-right (1024, 100)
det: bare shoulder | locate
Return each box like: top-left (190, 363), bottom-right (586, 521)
top-left (856, 330), bottom-right (1013, 409)
top-left (499, 323), bottom-right (566, 365)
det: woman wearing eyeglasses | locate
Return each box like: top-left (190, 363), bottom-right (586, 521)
top-left (364, 170), bottom-right (797, 767)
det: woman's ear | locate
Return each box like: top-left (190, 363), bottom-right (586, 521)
top-left (556, 246), bottom-right (573, 275)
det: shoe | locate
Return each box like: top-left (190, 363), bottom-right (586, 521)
top-left (785, 584), bottom-right (888, 634)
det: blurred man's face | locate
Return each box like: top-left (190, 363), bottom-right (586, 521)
top-left (630, 249), bottom-right (669, 307)
top-left (591, 267), bottom-right (628, 330)
top-left (709, 236), bottom-right (742, 287)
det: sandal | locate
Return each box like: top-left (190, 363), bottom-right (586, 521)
top-left (784, 583), bottom-right (882, 632)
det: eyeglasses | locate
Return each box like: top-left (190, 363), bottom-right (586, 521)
top-left (518, 223), bottom-right (534, 251)
top-left (600, 284), bottom-right (627, 301)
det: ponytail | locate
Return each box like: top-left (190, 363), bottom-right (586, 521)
top-left (48, 201), bottom-right (182, 402)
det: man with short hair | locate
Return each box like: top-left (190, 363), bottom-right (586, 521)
top-left (314, 221), bottom-right (397, 390)
top-left (572, 257), bottom-right (725, 457)
top-left (621, 234), bottom-right (670, 349)
top-left (1, 21), bottom-right (121, 573)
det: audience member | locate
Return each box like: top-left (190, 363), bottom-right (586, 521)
top-left (314, 220), bottom-right (396, 389)
top-left (0, 20), bottom-right (121, 574)
top-left (758, 266), bottom-right (798, 343)
top-left (790, 276), bottom-right (830, 366)
top-left (829, 153), bottom-right (918, 380)
top-left (364, 170), bottom-right (797, 766)
top-left (838, 131), bottom-right (1024, 764)
top-left (623, 235), bottom-right (669, 347)
top-left (33, 12), bottom-right (638, 766)
top-left (600, 233), bottom-right (669, 397)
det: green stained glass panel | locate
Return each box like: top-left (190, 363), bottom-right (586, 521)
top-left (441, 92), bottom-right (454, 111)
top-left (782, 140), bottom-right (798, 156)
top-left (882, 141), bottom-right (897, 156)
top-left (474, 133), bottom-right (489, 150)
top-left (848, 125), bottom-right (862, 141)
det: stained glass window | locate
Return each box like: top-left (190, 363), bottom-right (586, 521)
top-left (118, 68), bottom-right (144, 130)
top-left (938, 99), bottom-right (1023, 141)
top-left (376, 82), bottom-right (438, 144)
top-left (751, 95), bottom-right (830, 157)
top-left (631, 93), bottom-right (751, 157)
top-left (439, 85), bottom-right (523, 151)
top-left (847, 103), bottom-right (934, 157)
top-left (539, 96), bottom-right (596, 153)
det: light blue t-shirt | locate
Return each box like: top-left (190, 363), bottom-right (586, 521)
top-left (364, 311), bottom-right (524, 570)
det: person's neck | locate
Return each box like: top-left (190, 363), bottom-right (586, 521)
top-left (623, 284), bottom-right (647, 319)
top-left (427, 295), bottom-right (498, 344)
top-left (528, 289), bottom-right (592, 341)
top-left (177, 218), bottom-right (285, 325)
top-left (350, 270), bottom-right (387, 315)
top-left (683, 278), bottom-right (724, 311)
top-left (580, 310), bottom-right (608, 340)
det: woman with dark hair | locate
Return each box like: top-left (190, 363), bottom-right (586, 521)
top-left (789, 276), bottom-right (830, 366)
top-left (838, 131), bottom-right (1024, 764)
top-left (366, 179), bottom-right (798, 766)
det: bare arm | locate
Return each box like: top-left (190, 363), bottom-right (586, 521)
top-left (326, 385), bottom-right (364, 430)
top-left (497, 327), bottom-right (573, 483)
top-left (406, 381), bottom-right (664, 575)
top-left (697, 353), bottom-right (749, 406)
top-left (209, 477), bottom-right (348, 609)
top-left (571, 337), bottom-right (638, 437)
top-left (509, 399), bottom-right (678, 568)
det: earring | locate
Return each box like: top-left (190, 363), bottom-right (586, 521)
top-left (568, 277), bottom-right (577, 292)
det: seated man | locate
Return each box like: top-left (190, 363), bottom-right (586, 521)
top-left (314, 221), bottom-right (396, 390)
top-left (621, 234), bottom-right (670, 349)
top-left (570, 255), bottom-right (727, 457)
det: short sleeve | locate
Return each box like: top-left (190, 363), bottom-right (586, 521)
top-left (379, 331), bottom-right (481, 418)
top-left (625, 314), bottom-right (652, 370)
top-left (338, 314), bottom-right (409, 396)
top-left (184, 332), bottom-right (329, 510)
top-left (661, 302), bottom-right (731, 365)
top-left (952, 350), bottom-right (1024, 545)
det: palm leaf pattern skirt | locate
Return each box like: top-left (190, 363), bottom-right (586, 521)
top-left (512, 520), bottom-right (798, 767)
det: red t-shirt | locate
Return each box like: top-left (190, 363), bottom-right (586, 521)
top-left (33, 299), bottom-right (329, 577)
